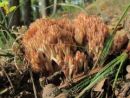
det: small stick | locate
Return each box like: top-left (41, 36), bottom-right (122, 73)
top-left (0, 63), bottom-right (14, 90)
top-left (29, 70), bottom-right (37, 98)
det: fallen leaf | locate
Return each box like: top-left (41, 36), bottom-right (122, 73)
top-left (93, 78), bottom-right (106, 92)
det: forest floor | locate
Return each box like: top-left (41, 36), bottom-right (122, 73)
top-left (0, 0), bottom-right (130, 98)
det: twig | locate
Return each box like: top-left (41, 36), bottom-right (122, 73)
top-left (0, 53), bottom-right (14, 57)
top-left (0, 63), bottom-right (14, 90)
top-left (51, 0), bottom-right (57, 16)
top-left (29, 70), bottom-right (37, 98)
top-left (0, 87), bottom-right (12, 95)
top-left (14, 56), bottom-right (22, 74)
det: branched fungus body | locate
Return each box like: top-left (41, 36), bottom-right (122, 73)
top-left (22, 14), bottom-right (109, 79)
top-left (74, 13), bottom-right (108, 62)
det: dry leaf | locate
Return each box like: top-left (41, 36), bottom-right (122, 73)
top-left (126, 65), bottom-right (130, 73)
top-left (93, 78), bottom-right (106, 92)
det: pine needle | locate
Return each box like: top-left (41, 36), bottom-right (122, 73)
top-left (76, 52), bottom-right (128, 98)
top-left (98, 3), bottom-right (130, 66)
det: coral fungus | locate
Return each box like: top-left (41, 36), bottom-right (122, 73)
top-left (22, 18), bottom-right (76, 76)
top-left (62, 51), bottom-right (88, 80)
top-left (74, 13), bottom-right (108, 62)
top-left (111, 30), bottom-right (129, 54)
top-left (22, 14), bottom-right (109, 80)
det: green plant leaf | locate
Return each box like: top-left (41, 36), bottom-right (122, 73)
top-left (9, 6), bottom-right (16, 13)
top-left (0, 1), bottom-right (8, 7)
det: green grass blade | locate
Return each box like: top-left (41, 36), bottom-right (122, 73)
top-left (45, 2), bottom-right (87, 14)
top-left (98, 3), bottom-right (130, 66)
top-left (75, 52), bottom-right (127, 98)
top-left (112, 52), bottom-right (128, 88)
